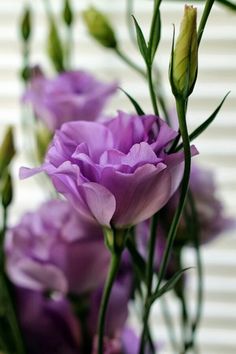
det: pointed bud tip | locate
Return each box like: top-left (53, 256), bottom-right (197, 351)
top-left (83, 7), bottom-right (117, 48)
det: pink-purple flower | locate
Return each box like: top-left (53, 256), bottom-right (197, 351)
top-left (24, 69), bottom-right (117, 131)
top-left (21, 111), bottom-right (197, 229)
top-left (5, 199), bottom-right (110, 295)
top-left (160, 164), bottom-right (235, 245)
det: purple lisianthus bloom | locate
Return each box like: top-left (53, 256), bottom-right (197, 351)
top-left (20, 111), bottom-right (197, 229)
top-left (5, 199), bottom-right (110, 295)
top-left (24, 69), bottom-right (117, 131)
top-left (15, 288), bottom-right (82, 354)
top-left (160, 164), bottom-right (235, 245)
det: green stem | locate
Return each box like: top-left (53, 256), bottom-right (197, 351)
top-left (160, 296), bottom-right (179, 353)
top-left (147, 65), bottom-right (159, 116)
top-left (146, 213), bottom-right (158, 295)
top-left (165, 0), bottom-right (236, 12)
top-left (217, 0), bottom-right (236, 10)
top-left (115, 47), bottom-right (146, 78)
top-left (155, 97), bottom-right (191, 293)
top-left (188, 192), bottom-right (203, 349)
top-left (197, 0), bottom-right (216, 45)
top-left (97, 252), bottom-right (121, 354)
top-left (138, 214), bottom-right (158, 353)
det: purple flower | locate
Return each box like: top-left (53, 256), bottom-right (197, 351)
top-left (15, 287), bottom-right (82, 354)
top-left (21, 112), bottom-right (197, 229)
top-left (160, 164), bottom-right (235, 245)
top-left (5, 199), bottom-right (110, 295)
top-left (24, 69), bottom-right (117, 131)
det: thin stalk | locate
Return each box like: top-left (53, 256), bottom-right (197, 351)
top-left (155, 97), bottom-right (191, 293)
top-left (147, 65), bottom-right (159, 116)
top-left (188, 192), bottom-right (203, 349)
top-left (146, 214), bottom-right (158, 295)
top-left (97, 252), bottom-right (121, 354)
top-left (160, 296), bottom-right (179, 353)
top-left (165, 0), bottom-right (236, 12)
top-left (197, 0), bottom-right (216, 45)
top-left (115, 47), bottom-right (146, 77)
top-left (178, 280), bottom-right (190, 351)
top-left (138, 214), bottom-right (158, 353)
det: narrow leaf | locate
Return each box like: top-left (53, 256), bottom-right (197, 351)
top-left (148, 9), bottom-right (161, 63)
top-left (119, 88), bottom-right (145, 115)
top-left (132, 16), bottom-right (149, 64)
top-left (175, 92), bottom-right (230, 151)
top-left (150, 267), bottom-right (191, 304)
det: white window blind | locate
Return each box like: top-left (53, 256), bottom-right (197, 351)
top-left (0, 1), bottom-right (235, 353)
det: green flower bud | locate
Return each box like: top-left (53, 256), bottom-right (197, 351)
top-left (35, 123), bottom-right (52, 163)
top-left (0, 127), bottom-right (15, 179)
top-left (47, 20), bottom-right (65, 72)
top-left (83, 7), bottom-right (117, 49)
top-left (63, 0), bottom-right (73, 27)
top-left (170, 5), bottom-right (198, 98)
top-left (20, 6), bottom-right (32, 42)
top-left (1, 172), bottom-right (13, 209)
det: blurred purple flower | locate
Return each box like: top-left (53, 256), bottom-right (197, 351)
top-left (15, 287), bottom-right (82, 354)
top-left (5, 199), bottom-right (110, 295)
top-left (21, 112), bottom-right (198, 228)
top-left (160, 164), bottom-right (235, 245)
top-left (24, 69), bottom-right (117, 131)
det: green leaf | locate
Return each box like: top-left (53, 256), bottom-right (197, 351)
top-left (175, 92), bottom-right (230, 151)
top-left (132, 16), bottom-right (149, 64)
top-left (119, 88), bottom-right (145, 115)
top-left (148, 8), bottom-right (161, 63)
top-left (150, 267), bottom-right (191, 304)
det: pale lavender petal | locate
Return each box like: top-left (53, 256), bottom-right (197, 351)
top-left (101, 163), bottom-right (170, 227)
top-left (78, 182), bottom-right (116, 227)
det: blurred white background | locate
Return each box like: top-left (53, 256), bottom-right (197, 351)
top-left (0, 0), bottom-right (236, 353)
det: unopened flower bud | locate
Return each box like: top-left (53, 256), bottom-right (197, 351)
top-left (170, 5), bottom-right (198, 98)
top-left (1, 172), bottom-right (13, 209)
top-left (0, 127), bottom-right (15, 179)
top-left (47, 20), bottom-right (65, 72)
top-left (36, 123), bottom-right (52, 163)
top-left (83, 7), bottom-right (117, 49)
top-left (63, 0), bottom-right (73, 27)
top-left (20, 6), bottom-right (32, 42)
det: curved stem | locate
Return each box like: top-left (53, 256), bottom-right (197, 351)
top-left (147, 66), bottom-right (159, 116)
top-left (198, 0), bottom-right (216, 45)
top-left (160, 296), bottom-right (179, 353)
top-left (115, 47), bottom-right (146, 78)
top-left (138, 214), bottom-right (158, 353)
top-left (188, 192), bottom-right (203, 349)
top-left (156, 97), bottom-right (191, 293)
top-left (97, 252), bottom-right (121, 354)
